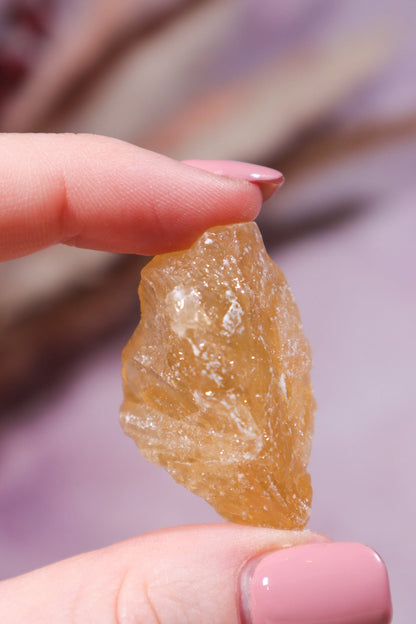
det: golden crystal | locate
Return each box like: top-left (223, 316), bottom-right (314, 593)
top-left (121, 222), bottom-right (314, 529)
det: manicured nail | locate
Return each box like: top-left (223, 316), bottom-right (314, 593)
top-left (240, 542), bottom-right (392, 624)
top-left (181, 159), bottom-right (284, 200)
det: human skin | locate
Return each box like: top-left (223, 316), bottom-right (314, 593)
top-left (0, 133), bottom-right (272, 261)
top-left (0, 134), bottom-right (391, 624)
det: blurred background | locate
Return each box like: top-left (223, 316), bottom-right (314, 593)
top-left (0, 0), bottom-right (415, 620)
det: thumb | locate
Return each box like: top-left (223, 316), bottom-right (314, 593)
top-left (0, 524), bottom-right (391, 624)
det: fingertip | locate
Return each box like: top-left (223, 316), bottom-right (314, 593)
top-left (0, 133), bottom-right (268, 259)
top-left (123, 158), bottom-right (265, 254)
top-left (181, 159), bottom-right (284, 203)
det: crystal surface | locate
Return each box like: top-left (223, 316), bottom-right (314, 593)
top-left (121, 222), bottom-right (314, 529)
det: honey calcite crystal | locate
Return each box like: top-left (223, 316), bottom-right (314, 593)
top-left (121, 222), bottom-right (314, 529)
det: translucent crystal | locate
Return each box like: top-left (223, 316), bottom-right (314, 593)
top-left (121, 222), bottom-right (314, 529)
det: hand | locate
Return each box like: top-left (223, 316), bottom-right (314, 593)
top-left (0, 134), bottom-right (392, 623)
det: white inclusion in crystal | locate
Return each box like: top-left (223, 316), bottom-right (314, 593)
top-left (138, 353), bottom-right (151, 365)
top-left (187, 337), bottom-right (200, 357)
top-left (222, 289), bottom-right (243, 333)
top-left (123, 413), bottom-right (137, 425)
top-left (166, 285), bottom-right (211, 338)
top-left (200, 352), bottom-right (223, 386)
top-left (279, 373), bottom-right (288, 399)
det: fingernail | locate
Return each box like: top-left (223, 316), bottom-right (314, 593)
top-left (240, 542), bottom-right (392, 624)
top-left (181, 159), bottom-right (284, 200)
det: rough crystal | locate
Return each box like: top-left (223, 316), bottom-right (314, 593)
top-left (121, 222), bottom-right (314, 529)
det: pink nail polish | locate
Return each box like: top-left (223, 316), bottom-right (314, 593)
top-left (181, 159), bottom-right (284, 200)
top-left (242, 543), bottom-right (392, 624)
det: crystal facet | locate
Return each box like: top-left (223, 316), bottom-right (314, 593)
top-left (121, 222), bottom-right (314, 529)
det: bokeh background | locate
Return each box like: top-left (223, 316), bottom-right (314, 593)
top-left (1, 1), bottom-right (415, 621)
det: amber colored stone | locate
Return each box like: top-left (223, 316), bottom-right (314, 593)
top-left (121, 222), bottom-right (314, 529)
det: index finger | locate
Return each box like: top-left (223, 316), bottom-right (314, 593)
top-left (0, 133), bottom-right (280, 261)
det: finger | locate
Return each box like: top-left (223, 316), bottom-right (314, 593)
top-left (0, 134), bottom-right (281, 261)
top-left (0, 524), bottom-right (391, 624)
